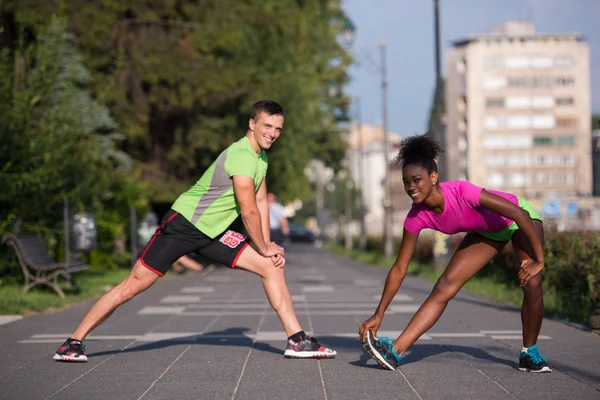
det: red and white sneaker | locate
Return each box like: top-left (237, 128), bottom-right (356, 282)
top-left (284, 336), bottom-right (337, 359)
top-left (53, 339), bottom-right (88, 362)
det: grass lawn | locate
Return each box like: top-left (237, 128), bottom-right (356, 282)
top-left (0, 269), bottom-right (130, 315)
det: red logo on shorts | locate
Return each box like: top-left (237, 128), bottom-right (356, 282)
top-left (219, 230), bottom-right (245, 248)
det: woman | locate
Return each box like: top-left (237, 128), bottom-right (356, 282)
top-left (359, 134), bottom-right (550, 373)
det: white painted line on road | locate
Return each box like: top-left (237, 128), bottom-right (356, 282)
top-left (205, 276), bottom-right (233, 282)
top-left (302, 285), bottom-right (335, 293)
top-left (389, 305), bottom-right (421, 313)
top-left (180, 287), bottom-right (215, 294)
top-left (0, 315), bottom-right (22, 326)
top-left (179, 308), bottom-right (419, 316)
top-left (302, 275), bottom-right (326, 281)
top-left (479, 331), bottom-right (552, 340)
top-left (489, 335), bottom-right (552, 340)
top-left (354, 279), bottom-right (383, 286)
top-left (137, 306), bottom-right (185, 315)
top-left (428, 333), bottom-right (486, 338)
top-left (160, 295), bottom-right (202, 303)
top-left (185, 302), bottom-right (413, 310)
top-left (17, 330), bottom-right (553, 344)
top-left (291, 295), bottom-right (306, 302)
top-left (372, 294), bottom-right (414, 302)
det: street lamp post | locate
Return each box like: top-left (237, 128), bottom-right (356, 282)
top-left (341, 21), bottom-right (393, 257)
top-left (380, 41), bottom-right (393, 258)
top-left (354, 97), bottom-right (368, 251)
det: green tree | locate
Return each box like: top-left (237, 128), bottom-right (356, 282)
top-left (3, 0), bottom-right (353, 204)
top-left (0, 17), bottom-right (145, 267)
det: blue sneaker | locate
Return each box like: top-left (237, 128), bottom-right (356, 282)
top-left (519, 345), bottom-right (552, 373)
top-left (362, 330), bottom-right (403, 370)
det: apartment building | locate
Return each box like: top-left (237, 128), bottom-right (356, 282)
top-left (445, 21), bottom-right (592, 198)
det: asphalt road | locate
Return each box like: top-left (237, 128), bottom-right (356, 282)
top-left (1, 244), bottom-right (598, 400)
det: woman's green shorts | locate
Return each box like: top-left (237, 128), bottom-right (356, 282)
top-left (477, 196), bottom-right (542, 242)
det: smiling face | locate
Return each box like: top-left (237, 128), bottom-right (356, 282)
top-left (402, 164), bottom-right (438, 204)
top-left (248, 111), bottom-right (283, 152)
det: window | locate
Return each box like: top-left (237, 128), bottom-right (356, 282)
top-left (532, 115), bottom-right (555, 129)
top-left (556, 97), bottom-right (574, 106)
top-left (557, 136), bottom-right (575, 145)
top-left (531, 57), bottom-right (553, 69)
top-left (484, 135), bottom-right (532, 149)
top-left (556, 77), bottom-right (574, 87)
top-left (556, 117), bottom-right (577, 127)
top-left (486, 98), bottom-right (504, 108)
top-left (534, 137), bottom-right (553, 146)
top-left (486, 173), bottom-right (504, 187)
top-left (485, 57), bottom-right (504, 68)
top-left (532, 96), bottom-right (554, 109)
top-left (506, 96), bottom-right (530, 109)
top-left (555, 56), bottom-right (574, 68)
top-left (484, 116), bottom-right (502, 130)
top-left (509, 174), bottom-right (528, 187)
top-left (505, 57), bottom-right (529, 69)
top-left (507, 116), bottom-right (530, 129)
top-left (484, 77), bottom-right (507, 90)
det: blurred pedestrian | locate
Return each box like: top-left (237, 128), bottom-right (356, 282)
top-left (268, 192), bottom-right (289, 246)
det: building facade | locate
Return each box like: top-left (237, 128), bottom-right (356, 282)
top-left (445, 21), bottom-right (592, 199)
top-left (346, 124), bottom-right (404, 235)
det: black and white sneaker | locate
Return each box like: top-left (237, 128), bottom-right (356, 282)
top-left (362, 330), bottom-right (403, 370)
top-left (518, 345), bottom-right (551, 373)
top-left (284, 336), bottom-right (337, 359)
top-left (53, 339), bottom-right (88, 362)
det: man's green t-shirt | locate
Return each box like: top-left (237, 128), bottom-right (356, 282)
top-left (171, 136), bottom-right (268, 238)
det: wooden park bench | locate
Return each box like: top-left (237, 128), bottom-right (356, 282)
top-left (4, 234), bottom-right (89, 298)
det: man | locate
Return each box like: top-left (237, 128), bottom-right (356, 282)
top-left (268, 193), bottom-right (289, 246)
top-left (54, 100), bottom-right (336, 361)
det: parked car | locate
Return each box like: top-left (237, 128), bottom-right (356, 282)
top-left (288, 223), bottom-right (315, 243)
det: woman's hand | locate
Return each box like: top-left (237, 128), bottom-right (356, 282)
top-left (358, 314), bottom-right (383, 343)
top-left (518, 259), bottom-right (543, 287)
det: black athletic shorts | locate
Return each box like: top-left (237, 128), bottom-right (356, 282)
top-left (138, 210), bottom-right (251, 276)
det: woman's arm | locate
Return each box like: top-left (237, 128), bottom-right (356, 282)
top-left (375, 229), bottom-right (419, 316)
top-left (359, 229), bottom-right (419, 341)
top-left (479, 190), bottom-right (544, 285)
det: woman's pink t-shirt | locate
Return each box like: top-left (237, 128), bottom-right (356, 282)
top-left (403, 181), bottom-right (518, 235)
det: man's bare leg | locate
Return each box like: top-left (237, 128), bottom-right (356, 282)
top-left (234, 245), bottom-right (336, 358)
top-left (71, 261), bottom-right (160, 341)
top-left (235, 247), bottom-right (301, 336)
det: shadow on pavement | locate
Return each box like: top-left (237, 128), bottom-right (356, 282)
top-left (88, 327), bottom-right (283, 358)
top-left (319, 335), bottom-right (517, 370)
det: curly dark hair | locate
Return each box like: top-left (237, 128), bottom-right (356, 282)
top-left (392, 133), bottom-right (444, 173)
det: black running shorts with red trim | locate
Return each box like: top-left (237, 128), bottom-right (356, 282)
top-left (139, 210), bottom-right (250, 276)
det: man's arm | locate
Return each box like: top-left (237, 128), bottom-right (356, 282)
top-left (232, 175), bottom-right (271, 256)
top-left (256, 179), bottom-right (270, 243)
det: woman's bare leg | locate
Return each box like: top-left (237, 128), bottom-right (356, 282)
top-left (393, 234), bottom-right (505, 355)
top-left (511, 220), bottom-right (545, 347)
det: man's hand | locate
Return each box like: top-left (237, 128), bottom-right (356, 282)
top-left (358, 314), bottom-right (383, 343)
top-left (260, 241), bottom-right (285, 258)
top-left (518, 259), bottom-right (543, 287)
top-left (271, 253), bottom-right (285, 268)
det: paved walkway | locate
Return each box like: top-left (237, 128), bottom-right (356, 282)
top-left (1, 244), bottom-right (599, 399)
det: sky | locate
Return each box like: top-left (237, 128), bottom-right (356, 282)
top-left (342, 0), bottom-right (600, 136)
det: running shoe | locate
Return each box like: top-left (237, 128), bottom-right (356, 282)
top-left (518, 345), bottom-right (551, 373)
top-left (362, 329), bottom-right (402, 370)
top-left (284, 335), bottom-right (337, 359)
top-left (53, 339), bottom-right (88, 362)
